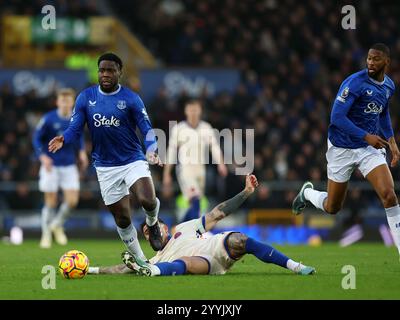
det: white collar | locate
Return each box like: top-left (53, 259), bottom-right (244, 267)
top-left (98, 84), bottom-right (121, 95)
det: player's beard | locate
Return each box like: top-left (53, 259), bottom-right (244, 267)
top-left (368, 66), bottom-right (385, 80)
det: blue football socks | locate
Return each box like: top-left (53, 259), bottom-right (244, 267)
top-left (155, 259), bottom-right (187, 276)
top-left (245, 237), bottom-right (289, 268)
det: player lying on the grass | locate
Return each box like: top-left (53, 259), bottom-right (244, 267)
top-left (88, 174), bottom-right (316, 276)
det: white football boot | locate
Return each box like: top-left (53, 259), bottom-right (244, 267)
top-left (39, 231), bottom-right (52, 249)
top-left (51, 225), bottom-right (68, 245)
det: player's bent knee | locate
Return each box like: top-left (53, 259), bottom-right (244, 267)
top-left (178, 256), bottom-right (209, 275)
top-left (227, 233), bottom-right (248, 258)
top-left (44, 193), bottom-right (58, 208)
top-left (381, 188), bottom-right (398, 207)
top-left (176, 257), bottom-right (191, 273)
top-left (114, 215), bottom-right (131, 228)
top-left (140, 197), bottom-right (157, 211)
top-left (66, 199), bottom-right (78, 208)
top-left (325, 208), bottom-right (341, 215)
top-left (45, 200), bottom-right (58, 209)
top-left (64, 191), bottom-right (79, 208)
top-left (236, 233), bottom-right (248, 246)
top-left (325, 204), bottom-right (341, 215)
top-left (325, 201), bottom-right (342, 214)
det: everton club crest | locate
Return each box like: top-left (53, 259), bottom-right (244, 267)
top-left (117, 100), bottom-right (126, 110)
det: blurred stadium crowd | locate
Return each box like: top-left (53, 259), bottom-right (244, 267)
top-left (0, 0), bottom-right (98, 17)
top-left (1, 0), bottom-right (400, 214)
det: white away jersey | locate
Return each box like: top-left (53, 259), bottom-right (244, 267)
top-left (149, 218), bottom-right (236, 275)
top-left (166, 120), bottom-right (223, 167)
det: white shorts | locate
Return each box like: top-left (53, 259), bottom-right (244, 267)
top-left (39, 164), bottom-right (80, 193)
top-left (176, 165), bottom-right (205, 199)
top-left (95, 160), bottom-right (152, 206)
top-left (149, 230), bottom-right (237, 275)
top-left (198, 232), bottom-right (237, 275)
top-left (326, 139), bottom-right (387, 183)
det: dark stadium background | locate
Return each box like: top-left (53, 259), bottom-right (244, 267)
top-left (1, 0), bottom-right (399, 245)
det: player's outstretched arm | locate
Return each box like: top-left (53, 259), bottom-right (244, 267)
top-left (88, 264), bottom-right (135, 275)
top-left (204, 174), bottom-right (258, 231)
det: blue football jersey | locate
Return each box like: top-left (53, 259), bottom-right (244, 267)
top-left (328, 69), bottom-right (395, 148)
top-left (33, 110), bottom-right (84, 166)
top-left (63, 85), bottom-right (157, 167)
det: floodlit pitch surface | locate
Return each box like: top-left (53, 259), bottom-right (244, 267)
top-left (0, 240), bottom-right (398, 299)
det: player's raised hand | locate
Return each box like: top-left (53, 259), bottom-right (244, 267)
top-left (364, 134), bottom-right (389, 149)
top-left (146, 151), bottom-right (163, 167)
top-left (245, 174), bottom-right (259, 193)
top-left (48, 135), bottom-right (64, 153)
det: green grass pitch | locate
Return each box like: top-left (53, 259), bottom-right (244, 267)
top-left (0, 240), bottom-right (399, 299)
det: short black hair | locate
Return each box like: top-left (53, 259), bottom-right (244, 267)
top-left (98, 52), bottom-right (123, 70)
top-left (185, 98), bottom-right (203, 107)
top-left (370, 43), bottom-right (390, 57)
top-left (140, 219), bottom-right (166, 235)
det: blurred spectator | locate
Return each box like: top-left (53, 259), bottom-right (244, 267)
top-left (6, 182), bottom-right (41, 210)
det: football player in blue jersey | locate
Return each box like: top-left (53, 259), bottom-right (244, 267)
top-left (49, 53), bottom-right (164, 261)
top-left (33, 88), bottom-right (88, 248)
top-left (293, 43), bottom-right (400, 258)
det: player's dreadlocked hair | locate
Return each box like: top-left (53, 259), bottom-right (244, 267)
top-left (98, 52), bottom-right (123, 70)
top-left (370, 43), bottom-right (390, 57)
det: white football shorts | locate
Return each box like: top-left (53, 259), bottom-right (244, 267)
top-left (39, 164), bottom-right (80, 193)
top-left (176, 164), bottom-right (206, 199)
top-left (95, 160), bottom-right (152, 206)
top-left (149, 230), bottom-right (237, 275)
top-left (326, 139), bottom-right (387, 183)
top-left (203, 231), bottom-right (238, 275)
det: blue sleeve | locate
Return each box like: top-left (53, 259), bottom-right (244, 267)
top-left (72, 134), bottom-right (85, 152)
top-left (379, 102), bottom-right (394, 140)
top-left (131, 94), bottom-right (158, 153)
top-left (330, 77), bottom-right (367, 140)
top-left (32, 116), bottom-right (47, 157)
top-left (79, 134), bottom-right (85, 151)
top-left (63, 93), bottom-right (87, 144)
